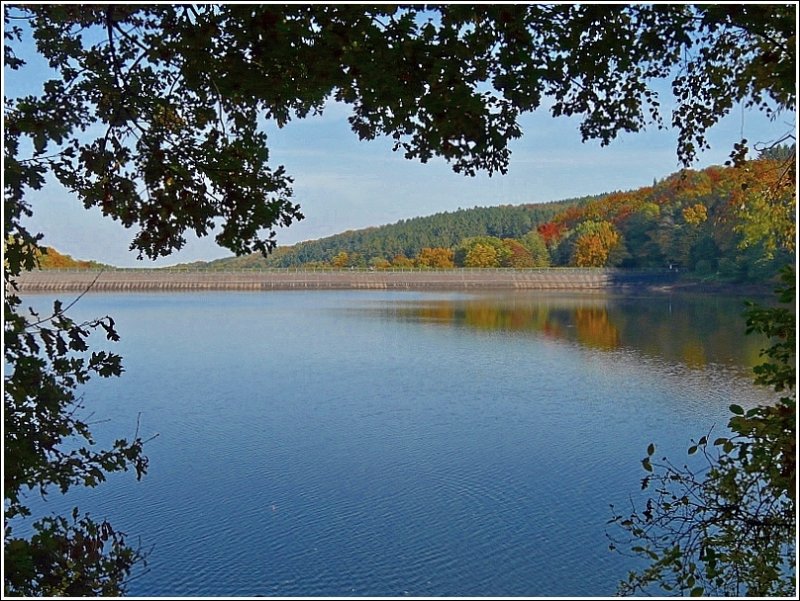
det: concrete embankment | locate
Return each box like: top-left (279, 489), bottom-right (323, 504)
top-left (13, 269), bottom-right (679, 292)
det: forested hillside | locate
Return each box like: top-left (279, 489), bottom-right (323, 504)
top-left (538, 151), bottom-right (794, 280)
top-left (203, 197), bottom-right (589, 268)
top-left (195, 153), bottom-right (794, 283)
top-left (31, 157), bottom-right (793, 281)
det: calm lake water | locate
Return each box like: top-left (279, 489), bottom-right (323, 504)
top-left (15, 290), bottom-right (777, 597)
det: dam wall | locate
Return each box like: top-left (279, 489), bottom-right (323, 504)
top-left (13, 268), bottom-right (679, 292)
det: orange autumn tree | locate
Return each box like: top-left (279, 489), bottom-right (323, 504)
top-left (2, 239), bottom-right (101, 270)
top-left (536, 221), bottom-right (565, 248)
top-left (37, 247), bottom-right (102, 270)
top-left (571, 220), bottom-right (622, 267)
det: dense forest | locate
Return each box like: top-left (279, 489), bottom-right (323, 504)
top-left (192, 153), bottom-right (794, 282)
top-left (199, 196), bottom-right (587, 269)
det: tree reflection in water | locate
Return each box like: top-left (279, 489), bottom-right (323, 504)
top-left (385, 292), bottom-right (768, 369)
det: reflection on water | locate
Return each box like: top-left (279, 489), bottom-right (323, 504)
top-left (375, 292), bottom-right (766, 370)
top-left (574, 306), bottom-right (620, 350)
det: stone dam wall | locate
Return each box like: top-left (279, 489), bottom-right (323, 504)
top-left (14, 269), bottom-right (679, 292)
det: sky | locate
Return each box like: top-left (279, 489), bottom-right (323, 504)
top-left (4, 9), bottom-right (796, 267)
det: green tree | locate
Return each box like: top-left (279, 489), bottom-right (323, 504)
top-left (369, 256), bottom-right (391, 270)
top-left (4, 3), bottom-right (795, 596)
top-left (519, 230), bottom-right (550, 268)
top-left (735, 165), bottom-right (797, 261)
top-left (619, 202), bottom-right (663, 267)
top-left (347, 252), bottom-right (367, 268)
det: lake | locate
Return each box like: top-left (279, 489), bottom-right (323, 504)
top-left (14, 290), bottom-right (777, 597)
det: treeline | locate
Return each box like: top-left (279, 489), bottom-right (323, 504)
top-left (205, 198), bottom-right (590, 269)
top-left (199, 153), bottom-right (794, 282)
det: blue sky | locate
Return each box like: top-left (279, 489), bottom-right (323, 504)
top-left (5, 13), bottom-right (795, 267)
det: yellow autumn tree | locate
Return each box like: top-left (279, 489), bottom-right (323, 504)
top-left (682, 203), bottom-right (708, 225)
top-left (415, 247), bottom-right (455, 268)
top-left (330, 251), bottom-right (350, 268)
top-left (464, 243), bottom-right (499, 268)
top-left (391, 254), bottom-right (414, 268)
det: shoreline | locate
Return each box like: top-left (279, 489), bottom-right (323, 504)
top-left (12, 269), bottom-right (774, 296)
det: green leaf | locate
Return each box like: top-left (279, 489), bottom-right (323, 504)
top-left (646, 443), bottom-right (655, 456)
top-left (690, 586), bottom-right (704, 596)
top-left (688, 445), bottom-right (698, 455)
top-left (642, 457), bottom-right (653, 472)
top-left (729, 404), bottom-right (744, 415)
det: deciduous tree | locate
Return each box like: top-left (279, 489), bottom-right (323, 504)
top-left (390, 254), bottom-right (414, 269)
top-left (571, 220), bottom-right (621, 267)
top-left (519, 230), bottom-right (551, 268)
top-left (464, 243), bottom-right (499, 268)
top-left (500, 239), bottom-right (535, 268)
top-left (329, 251), bottom-right (349, 268)
top-left (415, 247), bottom-right (455, 269)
